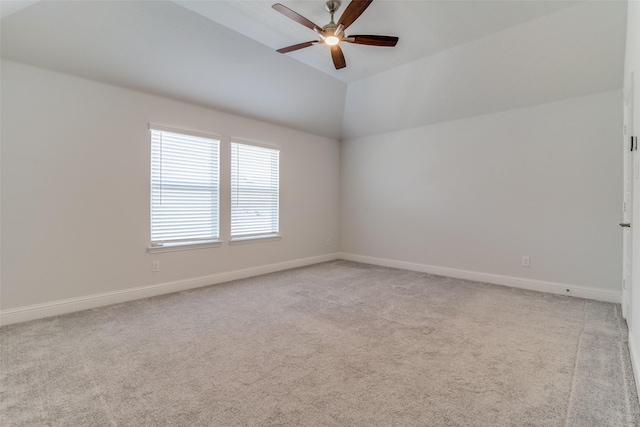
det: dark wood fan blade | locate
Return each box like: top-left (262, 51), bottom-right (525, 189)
top-left (272, 3), bottom-right (323, 33)
top-left (346, 35), bottom-right (398, 47)
top-left (277, 41), bottom-right (318, 53)
top-left (330, 45), bottom-right (346, 69)
top-left (337, 0), bottom-right (373, 31)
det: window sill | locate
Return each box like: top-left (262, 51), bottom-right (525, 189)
top-left (229, 234), bottom-right (282, 246)
top-left (147, 240), bottom-right (222, 253)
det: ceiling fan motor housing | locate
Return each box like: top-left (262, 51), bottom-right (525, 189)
top-left (325, 1), bottom-right (341, 15)
top-left (323, 0), bottom-right (343, 39)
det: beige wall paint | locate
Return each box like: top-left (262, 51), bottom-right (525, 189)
top-left (1, 60), bottom-right (340, 311)
top-left (341, 91), bottom-right (622, 293)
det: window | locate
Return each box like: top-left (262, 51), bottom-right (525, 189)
top-left (150, 127), bottom-right (220, 251)
top-left (231, 142), bottom-right (280, 242)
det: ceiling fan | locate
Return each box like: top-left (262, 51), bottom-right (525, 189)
top-left (272, 0), bottom-right (399, 70)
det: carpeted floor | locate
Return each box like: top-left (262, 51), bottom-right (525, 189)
top-left (2, 260), bottom-right (639, 426)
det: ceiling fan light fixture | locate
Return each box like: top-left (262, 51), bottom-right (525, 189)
top-left (325, 35), bottom-right (340, 46)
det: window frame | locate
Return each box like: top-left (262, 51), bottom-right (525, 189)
top-left (148, 124), bottom-right (222, 253)
top-left (229, 139), bottom-right (281, 245)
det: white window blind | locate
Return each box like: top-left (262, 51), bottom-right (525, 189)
top-left (231, 142), bottom-right (280, 239)
top-left (150, 128), bottom-right (220, 247)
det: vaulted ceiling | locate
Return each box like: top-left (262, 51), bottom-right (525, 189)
top-left (0, 0), bottom-right (628, 139)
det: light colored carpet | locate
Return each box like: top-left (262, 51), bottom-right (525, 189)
top-left (1, 260), bottom-right (639, 426)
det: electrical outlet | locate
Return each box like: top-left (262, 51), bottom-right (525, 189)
top-left (325, 238), bottom-right (331, 247)
top-left (152, 260), bottom-right (160, 272)
top-left (522, 256), bottom-right (530, 267)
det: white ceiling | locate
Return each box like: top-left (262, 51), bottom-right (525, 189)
top-left (342, 0), bottom-right (628, 139)
top-left (174, 0), bottom-right (582, 83)
top-left (1, 0), bottom-right (349, 138)
top-left (0, 0), bottom-right (628, 139)
top-left (0, 0), bottom-right (39, 19)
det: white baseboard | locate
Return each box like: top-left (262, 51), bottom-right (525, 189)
top-left (629, 333), bottom-right (640, 403)
top-left (0, 253), bottom-right (340, 326)
top-left (2, 252), bottom-right (621, 326)
top-left (338, 252), bottom-right (621, 304)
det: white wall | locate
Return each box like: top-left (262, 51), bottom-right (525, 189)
top-left (0, 60), bottom-right (340, 319)
top-left (623, 0), bottom-right (640, 398)
top-left (341, 90), bottom-right (622, 299)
